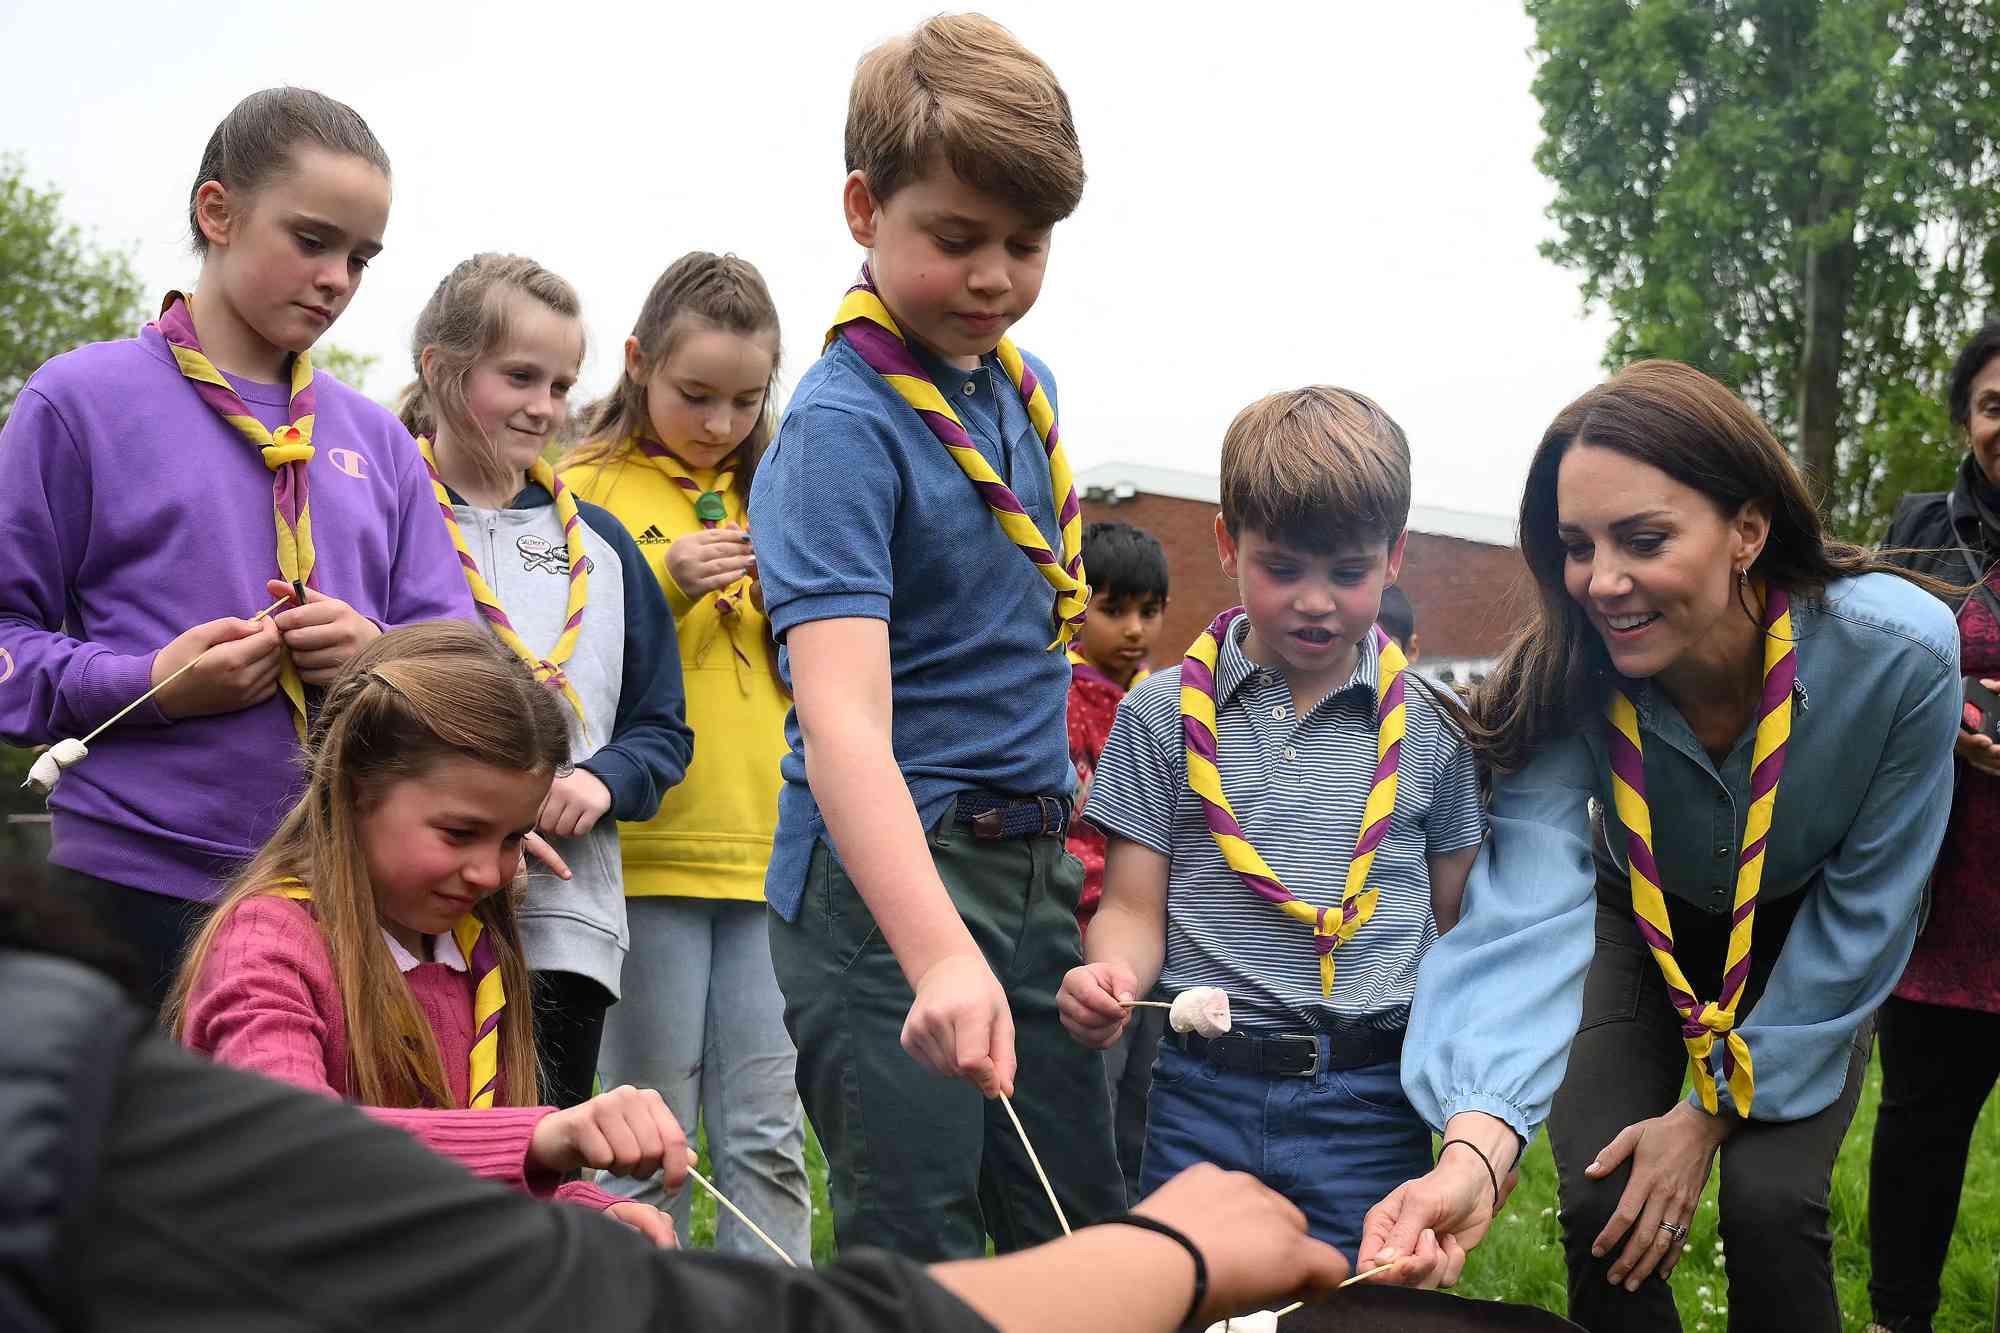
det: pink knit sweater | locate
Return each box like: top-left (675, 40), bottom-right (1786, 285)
top-left (182, 895), bottom-right (621, 1212)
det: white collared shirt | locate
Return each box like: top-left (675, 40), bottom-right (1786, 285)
top-left (381, 927), bottom-right (469, 974)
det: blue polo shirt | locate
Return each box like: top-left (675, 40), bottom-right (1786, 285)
top-left (748, 335), bottom-right (1075, 921)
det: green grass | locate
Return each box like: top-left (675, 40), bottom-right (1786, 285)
top-left (687, 1051), bottom-right (2000, 1329)
top-left (1443, 1051), bottom-right (2000, 1331)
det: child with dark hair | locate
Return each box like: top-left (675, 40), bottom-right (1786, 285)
top-left (1066, 521), bottom-right (1169, 1203)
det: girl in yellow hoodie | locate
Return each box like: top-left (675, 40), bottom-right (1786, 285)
top-left (562, 253), bottom-right (808, 1260)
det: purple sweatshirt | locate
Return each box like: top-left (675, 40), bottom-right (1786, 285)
top-left (0, 327), bottom-right (476, 900)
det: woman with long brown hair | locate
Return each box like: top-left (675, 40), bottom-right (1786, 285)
top-left (1361, 362), bottom-right (1961, 1331)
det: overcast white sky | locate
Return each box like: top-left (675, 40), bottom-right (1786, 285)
top-left (2, 0), bottom-right (1613, 519)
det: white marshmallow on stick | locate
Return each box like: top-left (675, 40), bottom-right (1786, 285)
top-left (1168, 986), bottom-right (1233, 1038)
top-left (18, 594), bottom-right (292, 799)
top-left (23, 738), bottom-right (88, 795)
top-left (1119, 986), bottom-right (1233, 1039)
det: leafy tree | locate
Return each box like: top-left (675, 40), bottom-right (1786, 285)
top-left (1526, 0), bottom-right (2000, 537)
top-left (0, 156), bottom-right (146, 430)
top-left (313, 342), bottom-right (378, 391)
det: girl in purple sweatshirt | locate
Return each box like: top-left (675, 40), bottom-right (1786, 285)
top-left (0, 88), bottom-right (473, 1007)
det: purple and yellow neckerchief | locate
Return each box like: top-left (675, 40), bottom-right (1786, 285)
top-left (415, 437), bottom-right (591, 737)
top-left (153, 291), bottom-right (316, 739)
top-left (824, 266), bottom-right (1088, 648)
top-left (1067, 648), bottom-right (1150, 691)
top-left (1605, 580), bottom-right (1796, 1116)
top-left (632, 438), bottom-right (756, 680)
top-left (268, 877), bottom-right (507, 1109)
top-left (1180, 607), bottom-right (1409, 995)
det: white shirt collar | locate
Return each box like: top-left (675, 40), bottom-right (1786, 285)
top-left (382, 927), bottom-right (469, 974)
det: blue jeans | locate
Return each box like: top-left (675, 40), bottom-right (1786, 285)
top-left (1137, 1035), bottom-right (1430, 1260)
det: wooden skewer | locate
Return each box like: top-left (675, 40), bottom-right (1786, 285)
top-left (1254, 1264), bottom-right (1400, 1325)
top-left (998, 1092), bottom-right (1071, 1236)
top-left (685, 1164), bottom-right (797, 1266)
top-left (78, 595), bottom-right (293, 747)
top-left (1117, 999), bottom-right (1172, 1010)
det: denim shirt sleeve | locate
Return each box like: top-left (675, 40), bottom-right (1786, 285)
top-left (1402, 733), bottom-right (1600, 1140)
top-left (1717, 639), bottom-right (1959, 1120)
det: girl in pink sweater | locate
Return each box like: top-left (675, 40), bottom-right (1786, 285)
top-left (169, 621), bottom-right (685, 1245)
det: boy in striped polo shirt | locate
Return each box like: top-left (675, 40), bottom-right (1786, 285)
top-left (1057, 387), bottom-right (1485, 1258)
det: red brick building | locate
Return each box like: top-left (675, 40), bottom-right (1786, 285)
top-left (1076, 463), bottom-right (1530, 683)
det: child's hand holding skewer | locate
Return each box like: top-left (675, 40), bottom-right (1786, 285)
top-left (1057, 961), bottom-right (1138, 1048)
top-left (150, 613), bottom-right (284, 718)
top-left (264, 578), bottom-right (382, 685)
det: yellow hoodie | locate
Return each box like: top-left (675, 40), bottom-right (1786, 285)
top-left (563, 446), bottom-right (788, 900)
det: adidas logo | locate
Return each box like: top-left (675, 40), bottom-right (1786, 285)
top-left (637, 524), bottom-right (670, 545)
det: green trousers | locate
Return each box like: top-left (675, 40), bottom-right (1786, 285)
top-left (770, 811), bottom-right (1125, 1261)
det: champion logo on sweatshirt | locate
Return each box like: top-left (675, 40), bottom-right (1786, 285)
top-left (636, 524), bottom-right (670, 545)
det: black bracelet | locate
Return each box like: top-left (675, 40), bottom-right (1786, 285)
top-left (1439, 1137), bottom-right (1501, 1214)
top-left (1101, 1212), bottom-right (1206, 1329)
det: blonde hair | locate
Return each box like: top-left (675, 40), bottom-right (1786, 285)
top-left (564, 251), bottom-right (782, 499)
top-left (167, 622), bottom-right (571, 1110)
top-left (846, 13), bottom-right (1084, 226)
top-left (1220, 386), bottom-right (1413, 552)
top-left (397, 253), bottom-right (584, 500)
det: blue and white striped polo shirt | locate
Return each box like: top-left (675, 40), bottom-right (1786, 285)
top-left (1084, 615), bottom-right (1485, 1032)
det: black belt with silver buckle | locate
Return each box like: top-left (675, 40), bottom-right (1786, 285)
top-left (951, 792), bottom-right (1071, 841)
top-left (1179, 1026), bottom-right (1405, 1078)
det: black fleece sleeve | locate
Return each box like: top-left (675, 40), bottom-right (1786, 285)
top-left (574, 499), bottom-right (693, 822)
top-left (79, 1038), bottom-right (997, 1333)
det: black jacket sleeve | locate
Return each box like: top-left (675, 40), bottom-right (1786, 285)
top-left (574, 499), bottom-right (694, 822)
top-left (78, 1037), bottom-right (995, 1333)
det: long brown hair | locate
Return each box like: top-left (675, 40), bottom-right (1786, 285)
top-left (167, 622), bottom-right (570, 1109)
top-left (562, 251), bottom-right (781, 513)
top-left (1474, 360), bottom-right (1946, 773)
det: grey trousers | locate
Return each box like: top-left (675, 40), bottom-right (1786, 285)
top-left (598, 896), bottom-right (812, 1263)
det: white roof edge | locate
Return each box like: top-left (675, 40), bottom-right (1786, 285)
top-left (1075, 461), bottom-right (1517, 548)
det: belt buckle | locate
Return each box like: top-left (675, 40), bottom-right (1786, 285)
top-left (1036, 794), bottom-right (1063, 837)
top-left (1275, 1033), bottom-right (1320, 1078)
top-left (971, 807), bottom-right (1005, 840)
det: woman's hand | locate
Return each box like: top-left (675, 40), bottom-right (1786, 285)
top-left (1359, 1112), bottom-right (1519, 1287)
top-left (1585, 1100), bottom-right (1733, 1289)
top-left (604, 1200), bottom-right (678, 1248)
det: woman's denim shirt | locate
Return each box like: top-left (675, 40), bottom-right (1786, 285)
top-left (1406, 572), bottom-right (1961, 1137)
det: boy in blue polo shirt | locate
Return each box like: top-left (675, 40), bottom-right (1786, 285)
top-left (749, 13), bottom-right (1124, 1260)
top-left (1057, 386), bottom-right (1486, 1258)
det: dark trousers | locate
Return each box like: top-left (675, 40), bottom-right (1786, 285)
top-left (1867, 995), bottom-right (2000, 1331)
top-left (1549, 893), bottom-right (1868, 1333)
top-left (531, 970), bottom-right (615, 1109)
top-left (1102, 1001), bottom-right (1166, 1206)
top-left (48, 864), bottom-right (210, 1017)
top-left (770, 817), bottom-right (1125, 1261)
